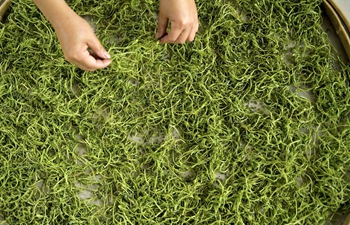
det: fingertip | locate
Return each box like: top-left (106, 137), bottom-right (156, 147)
top-left (104, 51), bottom-right (111, 59)
top-left (98, 58), bottom-right (112, 68)
top-left (158, 34), bottom-right (165, 43)
top-left (159, 37), bottom-right (168, 44)
top-left (104, 59), bottom-right (112, 67)
top-left (157, 29), bottom-right (168, 40)
top-left (80, 55), bottom-right (111, 71)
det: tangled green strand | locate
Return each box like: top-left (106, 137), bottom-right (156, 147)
top-left (0, 0), bottom-right (350, 224)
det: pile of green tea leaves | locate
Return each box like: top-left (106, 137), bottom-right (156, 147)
top-left (1, 0), bottom-right (350, 224)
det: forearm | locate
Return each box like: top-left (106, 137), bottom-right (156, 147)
top-left (33, 0), bottom-right (78, 31)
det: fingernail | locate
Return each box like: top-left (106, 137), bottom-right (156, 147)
top-left (104, 51), bottom-right (111, 59)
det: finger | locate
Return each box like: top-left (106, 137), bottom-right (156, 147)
top-left (187, 26), bottom-right (196, 42)
top-left (160, 26), bottom-right (183, 44)
top-left (86, 36), bottom-right (111, 60)
top-left (73, 57), bottom-right (95, 71)
top-left (156, 12), bottom-right (168, 39)
top-left (175, 29), bottom-right (191, 44)
top-left (75, 63), bottom-right (93, 72)
top-left (75, 59), bottom-right (111, 71)
top-left (77, 49), bottom-right (112, 71)
top-left (77, 58), bottom-right (112, 71)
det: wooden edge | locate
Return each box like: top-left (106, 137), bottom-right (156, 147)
top-left (323, 0), bottom-right (350, 61)
top-left (343, 212), bottom-right (350, 225)
top-left (0, 0), bottom-right (11, 22)
top-left (327, 0), bottom-right (350, 33)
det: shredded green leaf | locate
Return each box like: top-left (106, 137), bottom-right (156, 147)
top-left (1, 0), bottom-right (350, 224)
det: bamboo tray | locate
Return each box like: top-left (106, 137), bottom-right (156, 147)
top-left (323, 0), bottom-right (350, 61)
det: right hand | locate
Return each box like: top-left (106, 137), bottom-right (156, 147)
top-left (55, 15), bottom-right (111, 71)
top-left (156, 0), bottom-right (198, 44)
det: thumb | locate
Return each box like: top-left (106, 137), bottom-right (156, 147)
top-left (156, 12), bottom-right (168, 39)
top-left (86, 36), bottom-right (111, 59)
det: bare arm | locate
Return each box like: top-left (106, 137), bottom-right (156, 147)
top-left (33, 0), bottom-right (111, 71)
top-left (33, 0), bottom-right (198, 71)
top-left (33, 0), bottom-right (75, 30)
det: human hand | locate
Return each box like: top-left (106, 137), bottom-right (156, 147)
top-left (55, 14), bottom-right (111, 71)
top-left (156, 0), bottom-right (199, 44)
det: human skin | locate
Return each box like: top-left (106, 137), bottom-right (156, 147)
top-left (33, 0), bottom-right (199, 71)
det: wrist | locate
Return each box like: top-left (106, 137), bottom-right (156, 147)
top-left (33, 0), bottom-right (78, 30)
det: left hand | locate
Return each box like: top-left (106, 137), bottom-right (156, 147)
top-left (156, 0), bottom-right (199, 44)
